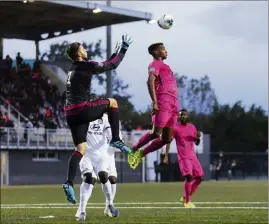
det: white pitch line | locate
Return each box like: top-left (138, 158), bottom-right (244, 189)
top-left (1, 202), bottom-right (268, 207)
top-left (1, 206), bottom-right (268, 210)
top-left (39, 216), bottom-right (55, 219)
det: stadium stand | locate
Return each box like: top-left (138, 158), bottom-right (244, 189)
top-left (0, 55), bottom-right (67, 129)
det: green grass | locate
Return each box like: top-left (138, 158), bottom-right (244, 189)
top-left (1, 181), bottom-right (268, 224)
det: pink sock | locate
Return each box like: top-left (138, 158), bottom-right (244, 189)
top-left (133, 132), bottom-right (155, 151)
top-left (143, 138), bottom-right (166, 156)
top-left (191, 178), bottom-right (202, 196)
top-left (184, 181), bottom-right (192, 203)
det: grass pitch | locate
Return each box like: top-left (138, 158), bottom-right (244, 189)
top-left (1, 181), bottom-right (268, 224)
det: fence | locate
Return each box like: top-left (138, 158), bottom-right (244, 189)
top-left (0, 127), bottom-right (145, 185)
top-left (0, 127), bottom-right (267, 185)
top-left (0, 96), bottom-right (28, 127)
top-left (0, 127), bottom-right (74, 149)
top-left (210, 152), bottom-right (268, 181)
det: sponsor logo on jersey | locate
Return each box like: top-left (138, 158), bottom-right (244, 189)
top-left (90, 123), bottom-right (101, 132)
top-left (148, 67), bottom-right (155, 73)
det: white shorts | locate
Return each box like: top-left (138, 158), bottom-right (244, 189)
top-left (79, 153), bottom-right (117, 180)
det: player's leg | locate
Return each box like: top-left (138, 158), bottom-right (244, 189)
top-left (133, 98), bottom-right (177, 151)
top-left (87, 98), bottom-right (132, 154)
top-left (76, 173), bottom-right (97, 221)
top-left (179, 159), bottom-right (196, 208)
top-left (183, 174), bottom-right (195, 207)
top-left (130, 110), bottom-right (174, 168)
top-left (137, 119), bottom-right (175, 159)
top-left (128, 124), bottom-right (163, 168)
top-left (190, 158), bottom-right (204, 196)
top-left (131, 99), bottom-right (174, 152)
top-left (141, 126), bottom-right (173, 157)
top-left (109, 176), bottom-right (117, 202)
top-left (131, 115), bottom-right (163, 152)
top-left (102, 154), bottom-right (118, 217)
top-left (108, 157), bottom-right (118, 204)
top-left (62, 120), bottom-right (89, 204)
top-left (98, 158), bottom-right (119, 217)
top-left (128, 103), bottom-right (172, 167)
top-left (76, 157), bottom-right (97, 221)
top-left (130, 109), bottom-right (169, 162)
top-left (103, 175), bottom-right (117, 217)
top-left (133, 124), bottom-right (162, 154)
top-left (158, 110), bottom-right (177, 148)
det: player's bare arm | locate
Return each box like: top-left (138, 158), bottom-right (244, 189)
top-left (147, 74), bottom-right (158, 114)
top-left (163, 143), bottom-right (171, 164)
top-left (194, 131), bottom-right (201, 146)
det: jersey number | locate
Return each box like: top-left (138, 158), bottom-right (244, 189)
top-left (67, 71), bottom-right (73, 85)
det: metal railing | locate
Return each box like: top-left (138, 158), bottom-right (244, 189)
top-left (0, 127), bottom-right (74, 150)
top-left (0, 127), bottom-right (146, 150)
top-left (0, 96), bottom-right (28, 127)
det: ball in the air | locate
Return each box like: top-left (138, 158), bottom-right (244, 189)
top-left (158, 14), bottom-right (174, 29)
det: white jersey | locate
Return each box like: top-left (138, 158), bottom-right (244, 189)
top-left (86, 114), bottom-right (122, 156)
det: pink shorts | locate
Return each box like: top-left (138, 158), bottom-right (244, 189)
top-left (151, 97), bottom-right (179, 128)
top-left (178, 158), bottom-right (204, 178)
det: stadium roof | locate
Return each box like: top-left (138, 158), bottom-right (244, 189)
top-left (0, 1), bottom-right (153, 41)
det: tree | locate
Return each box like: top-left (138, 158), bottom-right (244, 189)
top-left (176, 74), bottom-right (218, 114)
top-left (41, 40), bottom-right (103, 62)
top-left (41, 40), bottom-right (132, 98)
top-left (111, 71), bottom-right (131, 98)
top-left (192, 101), bottom-right (268, 153)
top-left (41, 40), bottom-right (104, 84)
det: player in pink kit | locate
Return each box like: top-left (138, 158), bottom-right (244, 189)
top-left (128, 42), bottom-right (179, 167)
top-left (164, 109), bottom-right (204, 208)
top-left (131, 109), bottom-right (203, 207)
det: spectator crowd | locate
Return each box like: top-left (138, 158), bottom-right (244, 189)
top-left (0, 53), bottom-right (143, 132)
top-left (0, 53), bottom-right (67, 129)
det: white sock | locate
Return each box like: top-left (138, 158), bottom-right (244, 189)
top-left (111, 184), bottom-right (117, 201)
top-left (102, 181), bottom-right (113, 206)
top-left (78, 182), bottom-right (94, 213)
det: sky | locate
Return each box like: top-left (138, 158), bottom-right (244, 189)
top-left (3, 1), bottom-right (268, 112)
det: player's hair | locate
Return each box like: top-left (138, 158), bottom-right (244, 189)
top-left (180, 109), bottom-right (188, 113)
top-left (148, 42), bottom-right (163, 56)
top-left (66, 42), bottom-right (81, 60)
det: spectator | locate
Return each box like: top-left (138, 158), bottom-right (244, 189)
top-left (0, 111), bottom-right (5, 127)
top-left (33, 59), bottom-right (41, 73)
top-left (45, 107), bottom-right (52, 118)
top-left (5, 55), bottom-right (13, 71)
top-left (3, 112), bottom-right (9, 122)
top-left (0, 56), bottom-right (8, 71)
top-left (0, 56), bottom-right (67, 129)
top-left (24, 119), bottom-right (33, 144)
top-left (215, 158), bottom-right (223, 181)
top-left (16, 52), bottom-right (23, 70)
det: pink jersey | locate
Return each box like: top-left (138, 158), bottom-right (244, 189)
top-left (173, 122), bottom-right (197, 160)
top-left (148, 60), bottom-right (178, 100)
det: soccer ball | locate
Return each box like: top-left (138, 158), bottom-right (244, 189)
top-left (157, 14), bottom-right (174, 30)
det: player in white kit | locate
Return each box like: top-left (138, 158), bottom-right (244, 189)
top-left (75, 113), bottom-right (121, 221)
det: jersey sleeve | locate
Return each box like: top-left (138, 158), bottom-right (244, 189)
top-left (102, 114), bottom-right (112, 142)
top-left (148, 61), bottom-right (161, 77)
top-left (90, 48), bottom-right (127, 74)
